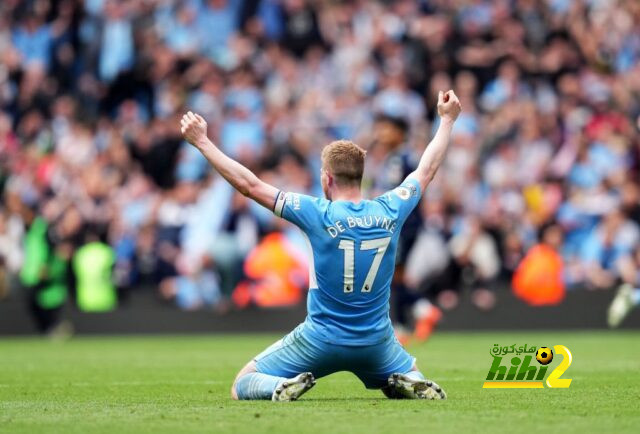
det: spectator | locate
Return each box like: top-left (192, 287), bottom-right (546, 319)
top-left (12, 13), bottom-right (52, 69)
top-left (73, 228), bottom-right (116, 312)
top-left (581, 209), bottom-right (640, 289)
top-left (198, 0), bottom-right (242, 64)
top-left (513, 222), bottom-right (565, 306)
top-left (98, 0), bottom-right (134, 82)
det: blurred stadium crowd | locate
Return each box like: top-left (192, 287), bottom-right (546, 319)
top-left (1, 0), bottom-right (640, 329)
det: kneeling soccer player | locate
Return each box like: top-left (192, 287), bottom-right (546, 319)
top-left (180, 90), bottom-right (462, 401)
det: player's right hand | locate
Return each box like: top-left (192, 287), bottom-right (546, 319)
top-left (180, 111), bottom-right (208, 147)
top-left (437, 90), bottom-right (462, 123)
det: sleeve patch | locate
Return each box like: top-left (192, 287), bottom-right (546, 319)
top-left (394, 186), bottom-right (411, 201)
top-left (394, 181), bottom-right (418, 201)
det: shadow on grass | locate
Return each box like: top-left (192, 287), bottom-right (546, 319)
top-left (300, 398), bottom-right (390, 402)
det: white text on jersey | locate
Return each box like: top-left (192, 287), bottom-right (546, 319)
top-left (326, 216), bottom-right (398, 238)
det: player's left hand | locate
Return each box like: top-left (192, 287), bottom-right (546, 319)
top-left (180, 111), bottom-right (207, 147)
top-left (437, 90), bottom-right (462, 123)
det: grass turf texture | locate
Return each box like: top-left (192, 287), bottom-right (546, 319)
top-left (1, 331), bottom-right (639, 434)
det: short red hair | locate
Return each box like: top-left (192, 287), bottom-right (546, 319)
top-left (321, 140), bottom-right (366, 186)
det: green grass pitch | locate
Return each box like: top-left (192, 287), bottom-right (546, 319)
top-left (1, 331), bottom-right (639, 433)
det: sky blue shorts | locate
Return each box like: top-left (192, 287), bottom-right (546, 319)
top-left (254, 323), bottom-right (415, 389)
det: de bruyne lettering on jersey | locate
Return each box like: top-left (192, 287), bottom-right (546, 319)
top-left (326, 216), bottom-right (397, 238)
top-left (285, 192), bottom-right (400, 238)
top-left (324, 185), bottom-right (409, 237)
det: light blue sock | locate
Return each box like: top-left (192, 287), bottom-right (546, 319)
top-left (235, 372), bottom-right (288, 400)
top-left (633, 288), bottom-right (640, 305)
top-left (404, 370), bottom-right (425, 381)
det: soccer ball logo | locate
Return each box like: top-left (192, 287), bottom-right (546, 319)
top-left (536, 347), bottom-right (553, 365)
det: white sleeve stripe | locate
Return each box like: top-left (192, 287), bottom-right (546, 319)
top-left (274, 191), bottom-right (287, 217)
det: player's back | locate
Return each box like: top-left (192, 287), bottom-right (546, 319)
top-left (274, 178), bottom-right (421, 346)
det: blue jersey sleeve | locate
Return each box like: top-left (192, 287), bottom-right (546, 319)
top-left (375, 177), bottom-right (422, 223)
top-left (273, 191), bottom-right (322, 233)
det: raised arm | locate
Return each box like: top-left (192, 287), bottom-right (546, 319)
top-left (408, 90), bottom-right (462, 192)
top-left (180, 111), bottom-right (279, 210)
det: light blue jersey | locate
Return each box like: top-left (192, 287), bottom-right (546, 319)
top-left (274, 177), bottom-right (421, 346)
